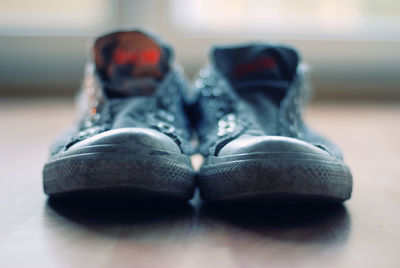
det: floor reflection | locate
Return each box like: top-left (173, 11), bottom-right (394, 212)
top-left (198, 202), bottom-right (351, 244)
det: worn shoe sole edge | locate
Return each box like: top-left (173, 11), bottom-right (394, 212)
top-left (198, 154), bottom-right (353, 203)
top-left (43, 150), bottom-right (195, 200)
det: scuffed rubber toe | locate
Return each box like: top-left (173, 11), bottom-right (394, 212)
top-left (199, 135), bottom-right (353, 203)
top-left (43, 128), bottom-right (195, 200)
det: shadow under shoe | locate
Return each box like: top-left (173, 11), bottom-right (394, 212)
top-left (46, 197), bottom-right (194, 227)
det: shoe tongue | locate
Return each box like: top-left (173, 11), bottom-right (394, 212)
top-left (93, 31), bottom-right (171, 98)
top-left (212, 44), bottom-right (299, 89)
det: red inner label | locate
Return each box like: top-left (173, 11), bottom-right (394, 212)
top-left (113, 48), bottom-right (161, 66)
top-left (234, 57), bottom-right (277, 77)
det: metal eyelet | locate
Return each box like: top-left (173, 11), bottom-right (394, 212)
top-left (157, 110), bottom-right (175, 123)
top-left (156, 122), bottom-right (175, 134)
top-left (195, 79), bottom-right (205, 89)
top-left (201, 88), bottom-right (212, 97)
top-left (217, 113), bottom-right (237, 136)
top-left (212, 87), bottom-right (222, 97)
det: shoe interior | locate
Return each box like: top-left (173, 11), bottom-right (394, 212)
top-left (93, 31), bottom-right (171, 98)
top-left (212, 44), bottom-right (300, 135)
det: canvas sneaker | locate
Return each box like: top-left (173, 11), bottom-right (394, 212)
top-left (193, 43), bottom-right (353, 203)
top-left (43, 30), bottom-right (195, 200)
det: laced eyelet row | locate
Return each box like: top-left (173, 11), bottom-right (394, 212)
top-left (82, 66), bottom-right (104, 128)
top-left (279, 77), bottom-right (306, 139)
top-left (196, 70), bottom-right (235, 120)
top-left (151, 74), bottom-right (183, 137)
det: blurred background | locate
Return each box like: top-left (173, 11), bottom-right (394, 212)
top-left (1, 0), bottom-right (399, 100)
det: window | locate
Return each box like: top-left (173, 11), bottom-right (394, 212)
top-left (0, 0), bottom-right (116, 35)
top-left (170, 0), bottom-right (400, 40)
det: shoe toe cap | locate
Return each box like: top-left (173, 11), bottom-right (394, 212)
top-left (68, 127), bottom-right (181, 153)
top-left (218, 135), bottom-right (330, 157)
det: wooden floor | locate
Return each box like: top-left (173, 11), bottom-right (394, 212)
top-left (0, 98), bottom-right (399, 268)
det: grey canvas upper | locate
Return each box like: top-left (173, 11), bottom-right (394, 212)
top-left (49, 30), bottom-right (193, 158)
top-left (193, 43), bottom-right (344, 160)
